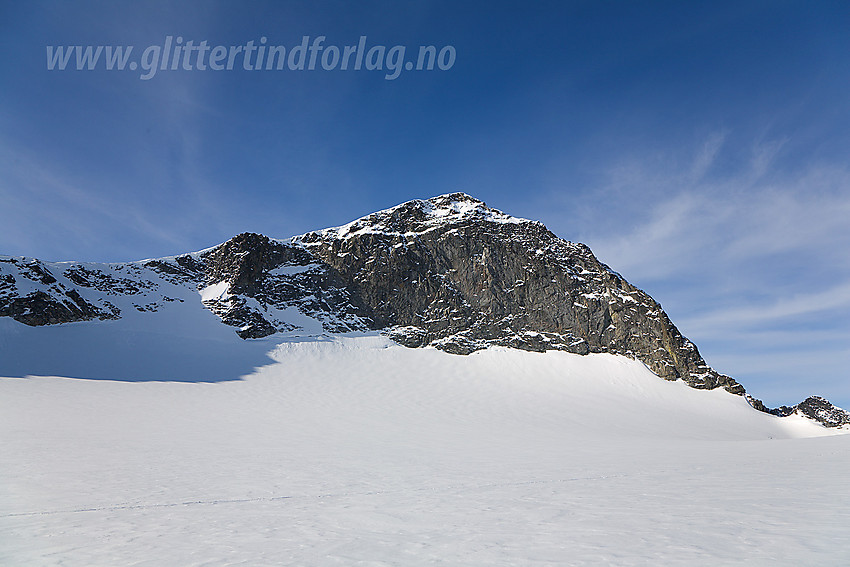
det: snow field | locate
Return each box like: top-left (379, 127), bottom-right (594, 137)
top-left (2, 335), bottom-right (848, 565)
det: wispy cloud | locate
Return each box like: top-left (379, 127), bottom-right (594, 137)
top-left (531, 132), bottom-right (850, 405)
top-left (0, 73), bottom-right (267, 261)
top-left (680, 281), bottom-right (850, 334)
top-left (570, 136), bottom-right (850, 285)
top-left (690, 130), bottom-right (727, 181)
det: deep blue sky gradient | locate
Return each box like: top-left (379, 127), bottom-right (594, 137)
top-left (1, 1), bottom-right (849, 406)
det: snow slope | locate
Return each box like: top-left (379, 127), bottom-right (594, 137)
top-left (2, 334), bottom-right (848, 566)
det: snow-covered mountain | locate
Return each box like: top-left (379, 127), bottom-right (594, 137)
top-left (3, 194), bottom-right (850, 565)
top-left (1, 193), bottom-right (847, 427)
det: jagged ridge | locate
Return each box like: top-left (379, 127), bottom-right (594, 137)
top-left (297, 194), bottom-right (742, 393)
top-left (1, 193), bottom-right (847, 427)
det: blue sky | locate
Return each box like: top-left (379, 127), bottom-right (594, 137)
top-left (1, 1), bottom-right (849, 407)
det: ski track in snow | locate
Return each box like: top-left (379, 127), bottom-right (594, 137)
top-left (2, 335), bottom-right (849, 566)
top-left (3, 473), bottom-right (640, 520)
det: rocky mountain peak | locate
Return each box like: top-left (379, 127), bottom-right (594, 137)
top-left (307, 193), bottom-right (533, 242)
top-left (296, 199), bottom-right (745, 394)
top-left (2, 194), bottom-right (849, 429)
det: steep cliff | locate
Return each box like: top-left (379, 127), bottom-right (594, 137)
top-left (2, 193), bottom-right (847, 426)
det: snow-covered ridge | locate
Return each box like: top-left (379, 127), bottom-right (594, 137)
top-left (2, 193), bottom-right (849, 429)
top-left (304, 193), bottom-right (533, 242)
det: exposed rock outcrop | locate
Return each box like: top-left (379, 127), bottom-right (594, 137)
top-left (297, 194), bottom-right (742, 393)
top-left (772, 396), bottom-right (850, 428)
top-left (1, 192), bottom-right (846, 428)
top-left (0, 258), bottom-right (119, 325)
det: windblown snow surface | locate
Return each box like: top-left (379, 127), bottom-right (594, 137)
top-left (2, 321), bottom-right (849, 565)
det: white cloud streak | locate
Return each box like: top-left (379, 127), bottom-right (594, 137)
top-left (531, 132), bottom-right (850, 405)
top-left (680, 282), bottom-right (850, 334)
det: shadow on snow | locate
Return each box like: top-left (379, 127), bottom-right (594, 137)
top-left (0, 318), bottom-right (282, 383)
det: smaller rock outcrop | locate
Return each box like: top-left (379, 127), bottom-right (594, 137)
top-left (772, 396), bottom-right (850, 428)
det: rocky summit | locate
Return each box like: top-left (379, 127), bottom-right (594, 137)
top-left (1, 193), bottom-right (847, 427)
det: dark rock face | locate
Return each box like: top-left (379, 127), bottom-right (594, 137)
top-left (795, 397), bottom-right (850, 427)
top-left (192, 233), bottom-right (369, 339)
top-left (772, 396), bottom-right (850, 428)
top-left (298, 194), bottom-right (743, 394)
top-left (0, 258), bottom-right (119, 325)
top-left (2, 192), bottom-right (847, 427)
